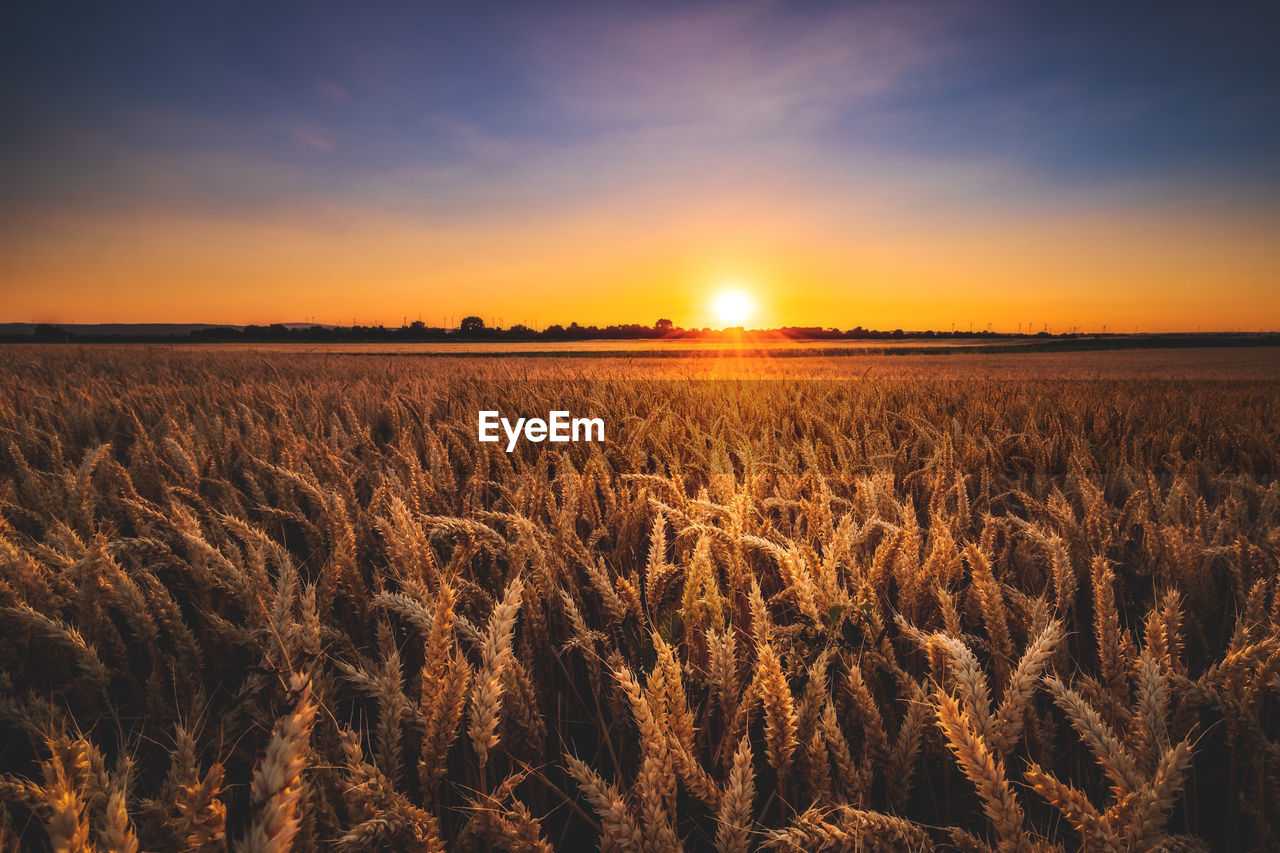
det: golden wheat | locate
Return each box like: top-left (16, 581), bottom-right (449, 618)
top-left (0, 348), bottom-right (1276, 850)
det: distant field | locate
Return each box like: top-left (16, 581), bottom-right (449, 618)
top-left (6, 342), bottom-right (1277, 380)
top-left (423, 345), bottom-right (1280, 380)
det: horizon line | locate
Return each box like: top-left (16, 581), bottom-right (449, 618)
top-left (4, 320), bottom-right (1278, 338)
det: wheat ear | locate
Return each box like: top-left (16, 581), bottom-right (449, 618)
top-left (235, 672), bottom-right (317, 853)
top-left (935, 692), bottom-right (1031, 853)
top-left (469, 574), bottom-right (524, 768)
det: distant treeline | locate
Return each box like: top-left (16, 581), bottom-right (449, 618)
top-left (5, 319), bottom-right (1278, 345)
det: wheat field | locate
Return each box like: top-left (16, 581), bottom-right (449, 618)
top-left (1, 348), bottom-right (1278, 851)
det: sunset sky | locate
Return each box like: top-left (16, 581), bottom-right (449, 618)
top-left (2, 1), bottom-right (1278, 331)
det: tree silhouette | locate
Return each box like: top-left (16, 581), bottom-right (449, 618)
top-left (34, 324), bottom-right (70, 342)
top-left (459, 315), bottom-right (485, 335)
top-left (654, 318), bottom-right (674, 334)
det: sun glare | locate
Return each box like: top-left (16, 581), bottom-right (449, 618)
top-left (712, 288), bottom-right (754, 327)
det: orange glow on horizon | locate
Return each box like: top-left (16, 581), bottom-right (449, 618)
top-left (2, 192), bottom-right (1278, 334)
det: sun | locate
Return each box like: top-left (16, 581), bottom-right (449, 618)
top-left (712, 288), bottom-right (754, 327)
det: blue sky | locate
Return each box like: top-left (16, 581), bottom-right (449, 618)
top-left (2, 0), bottom-right (1278, 328)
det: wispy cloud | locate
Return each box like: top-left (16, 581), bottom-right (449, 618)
top-left (525, 2), bottom-right (944, 134)
top-left (314, 78), bottom-right (350, 106)
top-left (421, 114), bottom-right (516, 163)
top-left (290, 127), bottom-right (333, 152)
